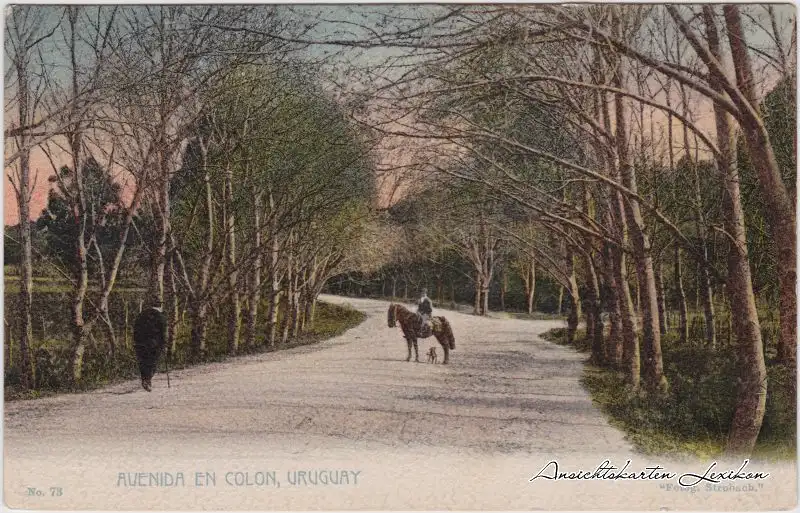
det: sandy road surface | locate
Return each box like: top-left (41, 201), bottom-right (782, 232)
top-left (4, 296), bottom-right (795, 510)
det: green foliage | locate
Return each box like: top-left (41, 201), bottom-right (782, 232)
top-left (540, 327), bottom-right (590, 352)
top-left (540, 328), bottom-right (796, 459)
top-left (173, 64), bottom-right (376, 275)
top-left (5, 292), bottom-right (365, 400)
top-left (34, 158), bottom-right (125, 277)
top-left (737, 75), bottom-right (797, 299)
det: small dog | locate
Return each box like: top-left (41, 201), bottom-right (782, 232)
top-left (427, 346), bottom-right (438, 364)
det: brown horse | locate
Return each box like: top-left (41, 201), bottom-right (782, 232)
top-left (387, 303), bottom-right (455, 364)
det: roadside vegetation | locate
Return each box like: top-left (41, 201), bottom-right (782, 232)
top-left (5, 287), bottom-right (364, 401)
top-left (541, 322), bottom-right (796, 460)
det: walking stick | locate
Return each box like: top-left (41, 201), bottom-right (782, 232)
top-left (164, 347), bottom-right (171, 389)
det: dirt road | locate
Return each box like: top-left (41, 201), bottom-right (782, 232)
top-left (5, 296), bottom-right (794, 510)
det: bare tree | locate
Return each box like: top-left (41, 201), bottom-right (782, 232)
top-left (5, 5), bottom-right (61, 389)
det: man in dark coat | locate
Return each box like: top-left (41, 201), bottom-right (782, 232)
top-left (133, 304), bottom-right (167, 392)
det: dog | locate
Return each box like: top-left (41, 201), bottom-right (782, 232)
top-left (427, 346), bottom-right (438, 364)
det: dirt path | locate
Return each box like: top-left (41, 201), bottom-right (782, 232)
top-left (8, 296), bottom-right (792, 510)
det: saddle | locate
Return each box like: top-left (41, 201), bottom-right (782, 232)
top-left (417, 315), bottom-right (438, 338)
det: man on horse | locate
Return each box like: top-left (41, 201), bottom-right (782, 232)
top-left (417, 288), bottom-right (433, 333)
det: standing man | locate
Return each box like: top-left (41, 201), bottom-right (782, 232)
top-left (417, 288), bottom-right (433, 333)
top-left (133, 303), bottom-right (167, 392)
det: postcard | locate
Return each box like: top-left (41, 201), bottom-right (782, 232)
top-left (4, 3), bottom-right (797, 511)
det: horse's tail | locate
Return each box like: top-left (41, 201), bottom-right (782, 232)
top-left (440, 316), bottom-right (455, 350)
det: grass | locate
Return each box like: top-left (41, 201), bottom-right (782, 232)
top-left (541, 327), bottom-right (797, 461)
top-left (4, 279), bottom-right (145, 294)
top-left (488, 310), bottom-right (564, 321)
top-left (5, 300), bottom-right (366, 401)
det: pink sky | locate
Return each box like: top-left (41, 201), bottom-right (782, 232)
top-left (4, 147), bottom-right (54, 225)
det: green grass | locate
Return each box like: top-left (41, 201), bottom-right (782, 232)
top-left (4, 279), bottom-right (145, 294)
top-left (540, 327), bottom-right (591, 351)
top-left (5, 300), bottom-right (366, 401)
top-left (540, 327), bottom-right (796, 461)
top-left (488, 310), bottom-right (564, 321)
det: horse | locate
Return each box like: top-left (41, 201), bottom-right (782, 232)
top-left (387, 303), bottom-right (455, 364)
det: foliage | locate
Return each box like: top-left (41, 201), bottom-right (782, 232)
top-left (34, 158), bottom-right (124, 277)
top-left (541, 328), bottom-right (796, 459)
top-left (4, 293), bottom-right (365, 400)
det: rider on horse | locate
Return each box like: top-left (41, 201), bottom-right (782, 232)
top-left (418, 288), bottom-right (433, 332)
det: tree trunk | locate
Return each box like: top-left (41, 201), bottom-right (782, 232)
top-left (526, 258), bottom-right (536, 315)
top-left (64, 9), bottom-right (92, 379)
top-left (265, 229), bottom-right (281, 347)
top-left (189, 141), bottom-right (214, 361)
top-left (585, 255), bottom-right (605, 366)
top-left (148, 153), bottom-right (170, 308)
top-left (474, 270), bottom-right (482, 315)
top-left (565, 246), bottom-right (581, 345)
top-left (599, 82), bottom-right (639, 386)
top-left (166, 253), bottom-right (179, 357)
top-left (614, 63), bottom-right (666, 393)
top-left (666, 77), bottom-right (690, 346)
top-left (613, 241), bottom-right (640, 389)
top-left (303, 292), bottom-right (315, 331)
top-left (724, 5), bottom-right (796, 366)
top-left (69, 152), bottom-right (89, 381)
top-left (280, 284), bottom-right (292, 345)
top-left (583, 185), bottom-right (604, 364)
top-left (224, 163), bottom-right (240, 355)
top-left (655, 259), bottom-right (668, 335)
top-left (557, 285), bottom-right (564, 316)
top-left (674, 246), bottom-right (689, 344)
top-left (14, 58), bottom-right (34, 390)
top-left (719, 109), bottom-right (768, 455)
top-left (499, 270), bottom-right (507, 311)
top-left (289, 269), bottom-right (301, 338)
top-left (678, 79), bottom-right (717, 347)
top-left (602, 242), bottom-right (623, 367)
top-left (189, 302), bottom-right (209, 360)
top-left (702, 7), bottom-right (767, 455)
top-left (265, 288), bottom-right (280, 348)
top-left (245, 191), bottom-right (262, 349)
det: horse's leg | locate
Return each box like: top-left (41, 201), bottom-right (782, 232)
top-left (437, 334), bottom-right (450, 364)
top-left (405, 336), bottom-right (412, 362)
top-left (413, 338), bottom-right (420, 362)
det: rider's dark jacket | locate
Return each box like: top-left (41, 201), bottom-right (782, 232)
top-left (418, 295), bottom-right (433, 316)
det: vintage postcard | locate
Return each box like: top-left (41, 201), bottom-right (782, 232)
top-left (3, 2), bottom-right (797, 511)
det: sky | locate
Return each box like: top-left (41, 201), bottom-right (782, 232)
top-left (4, 3), bottom-right (796, 225)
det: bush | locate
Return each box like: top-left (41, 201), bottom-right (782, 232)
top-left (5, 294), bottom-right (366, 400)
top-left (541, 328), bottom-right (796, 459)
